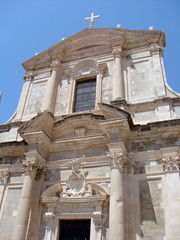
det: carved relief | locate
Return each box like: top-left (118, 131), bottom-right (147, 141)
top-left (162, 156), bottom-right (180, 172)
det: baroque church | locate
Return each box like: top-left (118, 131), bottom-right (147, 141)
top-left (0, 18), bottom-right (180, 240)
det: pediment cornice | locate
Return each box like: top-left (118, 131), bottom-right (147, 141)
top-left (22, 28), bottom-right (165, 71)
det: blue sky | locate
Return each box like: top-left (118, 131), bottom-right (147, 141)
top-left (0, 0), bottom-right (180, 124)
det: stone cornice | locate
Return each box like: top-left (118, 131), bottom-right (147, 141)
top-left (22, 28), bottom-right (165, 71)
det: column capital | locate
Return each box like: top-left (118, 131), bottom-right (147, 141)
top-left (23, 151), bottom-right (46, 178)
top-left (112, 47), bottom-right (123, 58)
top-left (162, 156), bottom-right (180, 172)
top-left (107, 151), bottom-right (128, 170)
top-left (149, 44), bottom-right (163, 56)
top-left (23, 71), bottom-right (34, 81)
top-left (50, 59), bottom-right (61, 71)
top-left (0, 170), bottom-right (9, 184)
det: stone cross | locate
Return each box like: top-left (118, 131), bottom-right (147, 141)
top-left (85, 12), bottom-right (100, 28)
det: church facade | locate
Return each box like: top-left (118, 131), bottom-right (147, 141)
top-left (0, 27), bottom-right (180, 240)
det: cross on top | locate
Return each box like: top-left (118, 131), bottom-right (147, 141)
top-left (85, 12), bottom-right (100, 28)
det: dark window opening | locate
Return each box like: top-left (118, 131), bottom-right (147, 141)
top-left (74, 78), bottom-right (96, 112)
top-left (59, 219), bottom-right (90, 240)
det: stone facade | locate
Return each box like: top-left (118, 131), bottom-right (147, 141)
top-left (0, 27), bottom-right (180, 240)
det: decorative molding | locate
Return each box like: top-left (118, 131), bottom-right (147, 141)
top-left (0, 170), bottom-right (9, 184)
top-left (162, 156), bottom-right (180, 172)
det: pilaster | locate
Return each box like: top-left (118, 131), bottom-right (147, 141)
top-left (149, 44), bottom-right (166, 97)
top-left (15, 71), bottom-right (34, 120)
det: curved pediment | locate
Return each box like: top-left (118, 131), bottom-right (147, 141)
top-left (53, 113), bottom-right (105, 140)
top-left (41, 182), bottom-right (109, 202)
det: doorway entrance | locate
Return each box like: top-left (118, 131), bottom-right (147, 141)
top-left (59, 219), bottom-right (91, 240)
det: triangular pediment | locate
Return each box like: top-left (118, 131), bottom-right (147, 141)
top-left (22, 28), bottom-right (165, 71)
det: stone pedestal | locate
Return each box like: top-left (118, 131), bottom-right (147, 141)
top-left (112, 48), bottom-right (124, 100)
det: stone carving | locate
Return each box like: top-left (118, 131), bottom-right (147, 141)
top-left (22, 158), bottom-right (45, 177)
top-left (162, 156), bottom-right (180, 172)
top-left (107, 151), bottom-right (128, 170)
top-left (0, 170), bottom-right (9, 184)
top-left (75, 127), bottom-right (86, 137)
top-left (60, 156), bottom-right (91, 198)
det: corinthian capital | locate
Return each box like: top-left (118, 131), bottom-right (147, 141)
top-left (149, 44), bottom-right (163, 56)
top-left (23, 71), bottom-right (34, 81)
top-left (22, 158), bottom-right (45, 177)
top-left (112, 47), bottom-right (123, 58)
top-left (50, 60), bottom-right (61, 71)
top-left (162, 156), bottom-right (180, 172)
top-left (0, 170), bottom-right (9, 184)
top-left (107, 151), bottom-right (128, 170)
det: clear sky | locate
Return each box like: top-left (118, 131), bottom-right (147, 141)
top-left (0, 0), bottom-right (180, 124)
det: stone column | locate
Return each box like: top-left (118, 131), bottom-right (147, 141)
top-left (112, 48), bottom-right (125, 100)
top-left (12, 157), bottom-right (45, 240)
top-left (42, 60), bottom-right (61, 113)
top-left (107, 151), bottom-right (127, 240)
